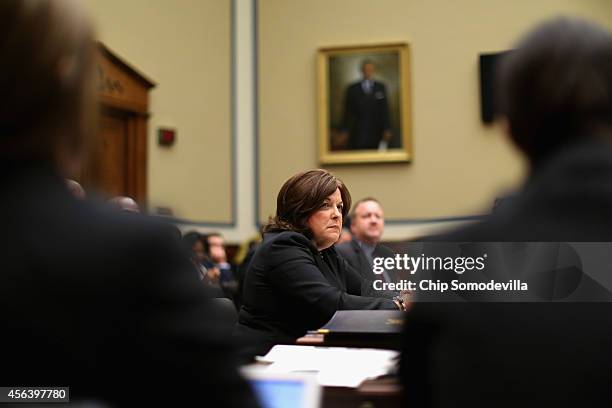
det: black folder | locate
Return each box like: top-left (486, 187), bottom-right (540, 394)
top-left (315, 310), bottom-right (405, 349)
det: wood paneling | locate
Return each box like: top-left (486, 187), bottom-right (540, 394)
top-left (82, 43), bottom-right (155, 206)
top-left (93, 110), bottom-right (128, 196)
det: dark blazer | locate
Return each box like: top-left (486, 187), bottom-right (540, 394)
top-left (340, 80), bottom-right (391, 150)
top-left (336, 239), bottom-right (397, 283)
top-left (0, 161), bottom-right (257, 407)
top-left (235, 231), bottom-right (398, 357)
top-left (400, 140), bottom-right (612, 407)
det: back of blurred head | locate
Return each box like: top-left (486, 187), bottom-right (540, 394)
top-left (0, 0), bottom-right (96, 177)
top-left (498, 17), bottom-right (612, 164)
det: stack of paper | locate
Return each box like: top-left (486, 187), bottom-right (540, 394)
top-left (255, 345), bottom-right (398, 388)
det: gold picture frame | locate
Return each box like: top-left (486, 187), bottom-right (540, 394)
top-left (317, 43), bottom-right (411, 164)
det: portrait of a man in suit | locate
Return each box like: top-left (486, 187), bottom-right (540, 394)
top-left (319, 44), bottom-right (410, 164)
top-left (338, 60), bottom-right (393, 150)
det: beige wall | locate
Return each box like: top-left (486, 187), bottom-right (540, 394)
top-left (258, 0), bottom-right (612, 223)
top-left (81, 0), bottom-right (612, 234)
top-left (84, 0), bottom-right (233, 223)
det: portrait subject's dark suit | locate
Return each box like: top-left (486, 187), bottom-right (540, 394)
top-left (336, 239), bottom-right (397, 283)
top-left (399, 140), bottom-right (612, 407)
top-left (0, 161), bottom-right (257, 407)
top-left (340, 80), bottom-right (391, 150)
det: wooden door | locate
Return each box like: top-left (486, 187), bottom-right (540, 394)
top-left (82, 42), bottom-right (155, 205)
top-left (87, 109), bottom-right (129, 197)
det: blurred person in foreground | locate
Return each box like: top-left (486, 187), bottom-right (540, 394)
top-left (401, 17), bottom-right (612, 407)
top-left (234, 169), bottom-right (408, 359)
top-left (336, 197), bottom-right (397, 283)
top-left (0, 1), bottom-right (257, 406)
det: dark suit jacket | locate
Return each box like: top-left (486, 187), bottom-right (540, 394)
top-left (340, 80), bottom-right (391, 149)
top-left (0, 161), bottom-right (257, 407)
top-left (235, 231), bottom-right (398, 357)
top-left (400, 140), bottom-right (612, 407)
top-left (336, 239), bottom-right (397, 283)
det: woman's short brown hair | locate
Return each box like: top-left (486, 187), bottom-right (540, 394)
top-left (264, 169), bottom-right (352, 235)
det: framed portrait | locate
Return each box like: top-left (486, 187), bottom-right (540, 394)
top-left (317, 43), bottom-right (411, 164)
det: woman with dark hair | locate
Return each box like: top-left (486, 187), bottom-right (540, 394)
top-left (234, 169), bottom-right (405, 357)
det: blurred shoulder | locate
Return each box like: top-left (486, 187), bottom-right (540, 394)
top-left (72, 200), bottom-right (180, 247)
top-left (430, 211), bottom-right (525, 242)
top-left (43, 197), bottom-right (188, 280)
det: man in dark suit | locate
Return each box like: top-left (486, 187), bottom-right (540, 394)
top-left (0, 1), bottom-right (257, 406)
top-left (336, 197), bottom-right (396, 283)
top-left (400, 17), bottom-right (612, 407)
top-left (339, 60), bottom-right (392, 150)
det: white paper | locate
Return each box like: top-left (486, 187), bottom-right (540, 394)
top-left (256, 345), bottom-right (398, 388)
